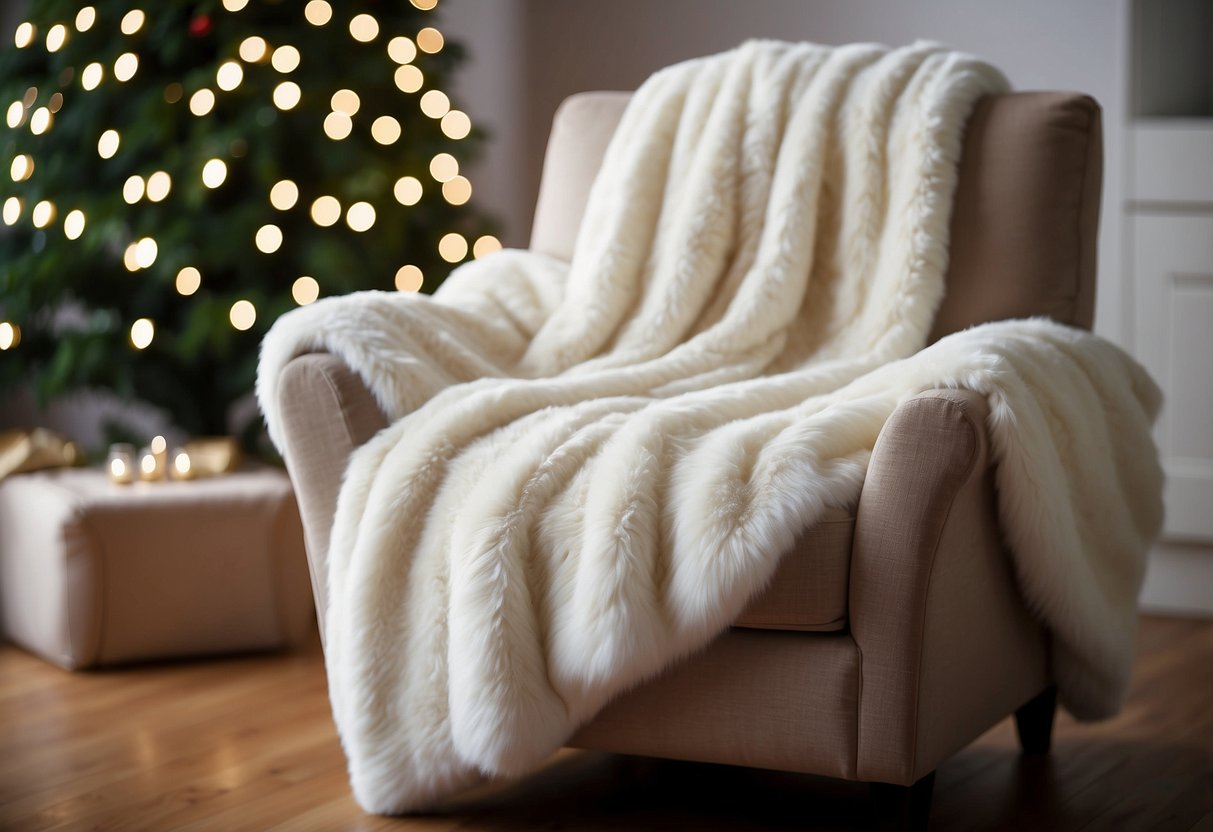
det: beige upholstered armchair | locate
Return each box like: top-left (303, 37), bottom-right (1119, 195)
top-left (274, 90), bottom-right (1101, 830)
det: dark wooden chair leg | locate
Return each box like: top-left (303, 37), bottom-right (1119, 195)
top-left (870, 771), bottom-right (935, 832)
top-left (1015, 685), bottom-right (1057, 755)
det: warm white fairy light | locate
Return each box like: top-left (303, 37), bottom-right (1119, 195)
top-left (46, 23), bottom-right (68, 52)
top-left (270, 180), bottom-right (299, 210)
top-left (222, 0), bottom-right (249, 11)
top-left (130, 318), bottom-right (154, 349)
top-left (0, 322), bottom-right (19, 350)
top-left (292, 276), bottom-right (319, 305)
top-left (189, 88), bottom-right (216, 116)
top-left (255, 224), bottom-right (283, 253)
top-left (6, 101), bottom-right (24, 128)
top-left (146, 171), bottom-right (172, 202)
top-left (201, 158), bottom-right (227, 188)
top-left (310, 195), bottom-right (340, 226)
top-left (416, 27), bottom-right (444, 54)
top-left (419, 90), bottom-right (450, 119)
top-left (323, 111), bottom-right (353, 140)
top-left (229, 300), bottom-right (256, 330)
top-left (120, 10), bottom-right (145, 35)
top-left (123, 174), bottom-right (145, 204)
top-left (273, 81), bottom-right (301, 110)
top-left (330, 89), bottom-right (360, 115)
top-left (304, 0), bottom-right (333, 26)
top-left (216, 61), bottom-right (244, 92)
top-left (22, 88), bottom-right (37, 107)
top-left (114, 53), bottom-right (139, 83)
top-left (388, 37), bottom-right (417, 65)
top-left (438, 232), bottom-right (467, 263)
top-left (442, 175), bottom-right (471, 205)
top-left (346, 202), bottom-right (376, 232)
top-left (395, 265), bottom-right (423, 292)
top-left (394, 176), bottom-right (422, 206)
top-left (441, 110), bottom-right (471, 140)
top-left (76, 7), bottom-right (96, 32)
top-left (81, 62), bottom-right (104, 91)
top-left (394, 65), bottom-right (423, 94)
top-left (48, 93), bottom-right (63, 113)
top-left (97, 129), bottom-right (120, 158)
top-left (14, 22), bottom-right (35, 49)
top-left (371, 116), bottom-right (401, 145)
top-left (2, 197), bottom-right (21, 225)
top-left (29, 107), bottom-right (52, 135)
top-left (176, 267), bottom-right (201, 296)
top-left (134, 237), bottom-right (158, 268)
top-left (10, 154), bottom-right (34, 182)
top-left (410, 0), bottom-right (439, 9)
top-left (349, 14), bottom-right (380, 42)
top-left (429, 152), bottom-right (458, 182)
top-left (31, 200), bottom-right (55, 228)
top-left (63, 209), bottom-right (86, 240)
top-left (271, 45), bottom-right (300, 73)
top-left (473, 235), bottom-right (502, 259)
top-left (123, 242), bottom-right (140, 271)
top-left (239, 36), bottom-right (269, 62)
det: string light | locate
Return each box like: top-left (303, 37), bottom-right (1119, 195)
top-left (271, 45), bottom-right (300, 73)
top-left (6, 101), bottom-right (24, 128)
top-left (201, 158), bottom-right (227, 188)
top-left (330, 89), bottom-right (360, 115)
top-left (48, 93), bottom-right (63, 113)
top-left (388, 37), bottom-right (417, 64)
top-left (255, 224), bottom-right (283, 253)
top-left (270, 180), bottom-right (299, 210)
top-left (123, 242), bottom-right (140, 271)
top-left (32, 200), bottom-right (56, 228)
top-left (394, 66), bottom-right (423, 93)
top-left (22, 87), bottom-right (37, 108)
top-left (371, 116), bottom-right (401, 144)
top-left (239, 36), bottom-right (269, 62)
top-left (323, 112), bottom-right (352, 140)
top-left (120, 10), bottom-right (145, 35)
top-left (304, 1), bottom-right (332, 26)
top-left (229, 300), bottom-right (256, 330)
top-left (2, 197), bottom-right (21, 225)
top-left (176, 267), bottom-right (201, 295)
top-left (346, 202), bottom-right (375, 232)
top-left (292, 276), bottom-right (319, 305)
top-left (63, 209), bottom-right (86, 239)
top-left (310, 195), bottom-right (340, 226)
top-left (81, 62), bottom-right (104, 90)
top-left (76, 7), bottom-right (96, 32)
top-left (216, 61), bottom-right (244, 91)
top-left (30, 107), bottom-right (52, 135)
top-left (134, 237), bottom-right (158, 268)
top-left (349, 14), bottom-right (380, 42)
top-left (473, 235), bottom-right (503, 258)
top-left (441, 110), bottom-right (471, 140)
top-left (46, 23), bottom-right (68, 52)
top-left (429, 152), bottom-right (458, 182)
top-left (441, 175), bottom-right (471, 205)
top-left (114, 53), bottom-right (139, 83)
top-left (0, 322), bottom-right (20, 350)
top-left (394, 176), bottom-right (422, 206)
top-left (395, 265), bottom-right (423, 292)
top-left (410, 0), bottom-right (439, 9)
top-left (146, 171), bottom-right (172, 202)
top-left (130, 318), bottom-right (154, 349)
top-left (416, 27), bottom-right (444, 54)
top-left (419, 90), bottom-right (450, 119)
top-left (222, 0), bottom-right (249, 11)
top-left (123, 174), bottom-right (145, 203)
top-left (273, 82), bottom-right (301, 110)
top-left (438, 232), bottom-right (467, 263)
top-left (97, 129), bottom-right (120, 158)
top-left (164, 83), bottom-right (183, 103)
top-left (14, 22), bottom-right (35, 49)
top-left (10, 154), bottom-right (34, 182)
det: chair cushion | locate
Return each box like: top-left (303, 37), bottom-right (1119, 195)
top-left (732, 506), bottom-right (853, 632)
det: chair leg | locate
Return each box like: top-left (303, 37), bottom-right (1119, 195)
top-left (870, 771), bottom-right (935, 832)
top-left (1014, 685), bottom-right (1057, 755)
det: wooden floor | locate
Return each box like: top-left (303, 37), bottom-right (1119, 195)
top-left (1, 615), bottom-right (1210, 832)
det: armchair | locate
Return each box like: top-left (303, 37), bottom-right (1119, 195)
top-left (274, 90), bottom-right (1101, 830)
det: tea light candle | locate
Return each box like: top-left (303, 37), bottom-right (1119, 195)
top-left (107, 443), bottom-right (136, 484)
top-left (138, 442), bottom-right (166, 481)
top-left (171, 447), bottom-right (196, 480)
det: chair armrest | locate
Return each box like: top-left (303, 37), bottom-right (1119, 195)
top-left (276, 352), bottom-right (389, 636)
top-left (850, 389), bottom-right (1049, 784)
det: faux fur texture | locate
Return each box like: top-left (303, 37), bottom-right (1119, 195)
top-left (257, 41), bottom-right (1164, 814)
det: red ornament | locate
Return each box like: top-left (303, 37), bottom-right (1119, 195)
top-left (189, 14), bottom-right (212, 37)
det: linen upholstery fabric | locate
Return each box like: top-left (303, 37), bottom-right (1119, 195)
top-left (0, 468), bottom-right (313, 668)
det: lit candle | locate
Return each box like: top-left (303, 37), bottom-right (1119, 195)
top-left (107, 443), bottom-right (136, 484)
top-left (171, 447), bottom-right (195, 480)
top-left (138, 443), bottom-right (166, 481)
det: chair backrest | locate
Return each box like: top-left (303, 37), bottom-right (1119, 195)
top-left (529, 90), bottom-right (1101, 340)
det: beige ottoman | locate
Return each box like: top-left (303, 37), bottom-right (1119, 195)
top-left (0, 467), bottom-right (315, 669)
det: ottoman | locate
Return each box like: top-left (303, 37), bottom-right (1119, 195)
top-left (0, 466), bottom-right (315, 669)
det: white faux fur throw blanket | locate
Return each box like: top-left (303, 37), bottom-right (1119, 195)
top-left (258, 41), bottom-right (1163, 813)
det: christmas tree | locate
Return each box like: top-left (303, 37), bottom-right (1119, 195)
top-left (0, 0), bottom-right (498, 449)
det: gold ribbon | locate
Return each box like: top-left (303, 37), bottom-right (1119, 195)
top-left (0, 429), bottom-right (81, 480)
